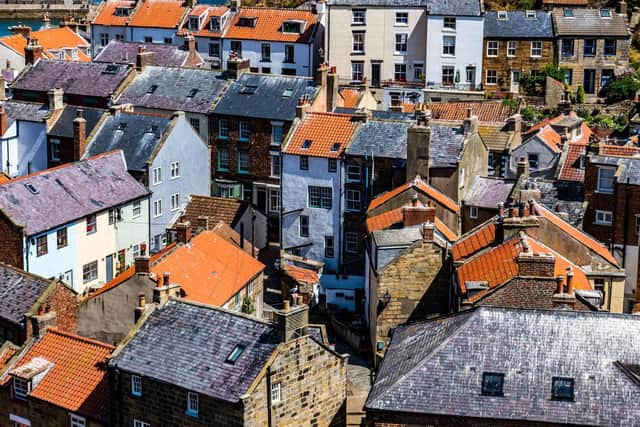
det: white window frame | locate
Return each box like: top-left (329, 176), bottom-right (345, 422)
top-left (270, 153), bottom-right (281, 178)
top-left (82, 260), bottom-right (98, 284)
top-left (394, 63), bottom-right (407, 81)
top-left (152, 167), bottom-right (162, 185)
top-left (13, 378), bottom-right (29, 400)
top-left (153, 199), bottom-right (162, 218)
top-left (470, 206), bottom-right (479, 219)
top-left (170, 193), bottom-right (180, 211)
top-left (351, 61), bottom-right (364, 82)
top-left (530, 40), bottom-right (543, 58)
top-left (131, 375), bottom-right (142, 396)
top-left (507, 41), bottom-right (517, 57)
top-left (395, 11), bottom-right (408, 26)
top-left (70, 414), bottom-right (86, 427)
top-left (170, 161), bottom-right (180, 179)
top-left (346, 189), bottom-right (361, 211)
top-left (352, 9), bottom-right (365, 25)
top-left (442, 35), bottom-right (456, 56)
top-left (486, 70), bottom-right (498, 85)
top-left (394, 33), bottom-right (408, 54)
top-left (597, 167), bottom-right (615, 194)
top-left (352, 31), bottom-right (365, 53)
top-left (487, 41), bottom-right (499, 57)
top-left (594, 210), bottom-right (613, 225)
top-left (133, 421), bottom-right (150, 427)
top-left (443, 16), bottom-right (456, 30)
top-left (186, 392), bottom-right (199, 417)
top-left (271, 382), bottom-right (281, 403)
top-left (268, 187), bottom-right (280, 214)
top-left (346, 164), bottom-right (361, 183)
top-left (132, 201), bottom-right (141, 218)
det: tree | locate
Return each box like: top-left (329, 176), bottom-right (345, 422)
top-left (576, 85), bottom-right (585, 104)
top-left (600, 75), bottom-right (640, 102)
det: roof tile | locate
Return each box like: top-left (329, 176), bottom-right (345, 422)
top-left (368, 176), bottom-right (460, 214)
top-left (284, 112), bottom-right (359, 158)
top-left (225, 8), bottom-right (317, 43)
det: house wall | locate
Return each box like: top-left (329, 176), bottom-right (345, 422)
top-left (114, 197), bottom-right (150, 271)
top-left (282, 154), bottom-right (342, 272)
top-left (326, 5), bottom-right (427, 83)
top-left (15, 120), bottom-right (48, 177)
top-left (425, 16), bottom-right (484, 88)
top-left (25, 222), bottom-right (79, 290)
top-left (0, 44), bottom-right (25, 74)
top-left (221, 272), bottom-right (264, 319)
top-left (129, 27), bottom-right (181, 46)
top-left (509, 138), bottom-right (558, 177)
top-left (28, 396), bottom-right (105, 427)
top-left (222, 40), bottom-right (313, 77)
top-left (90, 24), bottom-right (127, 56)
top-left (0, 122), bottom-right (18, 177)
top-left (457, 132), bottom-right (489, 202)
top-left (461, 205), bottom-right (497, 234)
top-left (75, 210), bottom-right (117, 293)
top-left (234, 207), bottom-right (268, 251)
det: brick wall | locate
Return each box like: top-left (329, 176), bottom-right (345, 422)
top-left (0, 212), bottom-right (24, 269)
top-left (41, 282), bottom-right (78, 335)
top-left (461, 205), bottom-right (497, 234)
top-left (29, 398), bottom-right (105, 427)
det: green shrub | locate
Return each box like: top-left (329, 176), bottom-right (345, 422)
top-left (521, 106), bottom-right (537, 122)
top-left (576, 85), bottom-right (585, 104)
top-left (600, 75), bottom-right (640, 102)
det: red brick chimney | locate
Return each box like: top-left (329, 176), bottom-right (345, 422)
top-left (175, 221), bottom-right (192, 243)
top-left (24, 37), bottom-right (43, 65)
top-left (0, 104), bottom-right (7, 137)
top-left (402, 197), bottom-right (436, 227)
top-left (183, 32), bottom-right (196, 53)
top-left (134, 255), bottom-right (151, 274)
top-left (552, 271), bottom-right (576, 309)
top-left (516, 236), bottom-right (555, 277)
top-left (421, 222), bottom-right (435, 243)
top-left (73, 107), bottom-right (87, 161)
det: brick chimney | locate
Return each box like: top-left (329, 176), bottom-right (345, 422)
top-left (516, 157), bottom-right (529, 180)
top-left (552, 271), bottom-right (576, 309)
top-left (152, 272), bottom-right (181, 306)
top-left (406, 110), bottom-right (431, 181)
top-left (619, 0), bottom-right (627, 14)
top-left (175, 221), bottom-right (192, 243)
top-left (24, 37), bottom-right (43, 65)
top-left (136, 46), bottom-right (155, 72)
top-left (9, 22), bottom-right (32, 39)
top-left (273, 300), bottom-right (309, 342)
top-left (183, 32), bottom-right (196, 53)
top-left (327, 66), bottom-right (338, 113)
top-left (134, 255), bottom-right (151, 274)
top-left (402, 196), bottom-right (436, 227)
top-left (296, 96), bottom-right (311, 119)
top-left (72, 107), bottom-right (87, 161)
top-left (48, 88), bottom-right (64, 112)
top-left (316, 62), bottom-right (329, 88)
top-left (0, 104), bottom-right (7, 137)
top-left (421, 221), bottom-right (435, 243)
top-left (516, 239), bottom-right (555, 277)
top-left (27, 307), bottom-right (57, 338)
top-left (226, 56), bottom-right (250, 79)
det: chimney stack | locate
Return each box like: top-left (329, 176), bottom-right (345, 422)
top-left (136, 46), bottom-right (155, 72)
top-left (406, 111), bottom-right (431, 181)
top-left (315, 62), bottom-right (329, 88)
top-left (516, 157), bottom-right (529, 180)
top-left (296, 96), bottom-right (311, 119)
top-left (273, 302), bottom-right (308, 342)
top-left (183, 32), bottom-right (196, 53)
top-left (327, 66), bottom-right (338, 112)
top-left (175, 221), bottom-right (192, 243)
top-left (48, 88), bottom-right (64, 112)
top-left (134, 255), bottom-right (151, 274)
top-left (552, 271), bottom-right (576, 309)
top-left (196, 215), bottom-right (209, 231)
top-left (27, 309), bottom-right (57, 339)
top-left (421, 221), bottom-right (435, 243)
top-left (463, 111), bottom-right (479, 136)
top-left (619, 0), bottom-right (627, 14)
top-left (495, 202), bottom-right (505, 244)
top-left (134, 293), bottom-right (146, 323)
top-left (226, 56), bottom-right (250, 79)
top-left (153, 273), bottom-right (181, 306)
top-left (24, 37), bottom-right (43, 65)
top-left (9, 22), bottom-right (32, 39)
top-left (402, 198), bottom-right (436, 227)
top-left (73, 107), bottom-right (87, 161)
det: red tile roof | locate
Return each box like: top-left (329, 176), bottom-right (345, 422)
top-left (428, 101), bottom-right (514, 124)
top-left (365, 206), bottom-right (458, 241)
top-left (452, 222), bottom-right (496, 261)
top-left (535, 125), bottom-right (563, 153)
top-left (129, 0), bottom-right (188, 28)
top-left (367, 176), bottom-right (460, 214)
top-left (558, 142), bottom-right (586, 182)
top-left (180, 5), bottom-right (228, 37)
top-left (282, 263), bottom-right (319, 285)
top-left (93, 0), bottom-right (136, 26)
top-left (151, 231), bottom-right (264, 306)
top-left (601, 145), bottom-right (640, 157)
top-left (225, 8), bottom-right (317, 43)
top-left (339, 88), bottom-right (362, 109)
top-left (0, 27), bottom-right (90, 62)
top-left (6, 329), bottom-right (113, 421)
top-left (284, 112), bottom-right (359, 158)
top-left (457, 234), bottom-right (592, 296)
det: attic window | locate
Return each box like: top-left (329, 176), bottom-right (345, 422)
top-left (600, 8), bottom-right (611, 17)
top-left (282, 20), bottom-right (303, 34)
top-left (238, 17), bottom-right (257, 27)
top-left (481, 372), bottom-right (504, 397)
top-left (497, 11), bottom-right (507, 20)
top-left (525, 10), bottom-right (536, 19)
top-left (114, 7), bottom-right (131, 16)
top-left (552, 377), bottom-right (574, 401)
top-left (225, 344), bottom-right (245, 364)
top-left (210, 16), bottom-right (221, 32)
top-left (187, 88), bottom-right (199, 98)
top-left (282, 89), bottom-right (293, 98)
top-left (240, 85), bottom-right (258, 95)
top-left (147, 85), bottom-right (158, 94)
top-left (302, 139), bottom-right (312, 149)
top-left (25, 183), bottom-right (38, 194)
top-left (330, 142), bottom-right (340, 152)
top-left (103, 64), bottom-right (119, 74)
top-left (563, 8), bottom-right (574, 17)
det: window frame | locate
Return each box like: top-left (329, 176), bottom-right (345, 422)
top-left (528, 153), bottom-right (539, 170)
top-left (70, 414), bottom-right (86, 427)
top-left (239, 121), bottom-right (250, 141)
top-left (237, 148), bottom-right (250, 174)
top-left (470, 206), bottom-right (479, 219)
top-left (217, 147), bottom-right (230, 171)
top-left (487, 40), bottom-right (498, 57)
top-left (506, 40), bottom-right (517, 57)
top-left (153, 199), bottom-right (163, 218)
top-left (57, 227), bottom-right (68, 249)
top-left (268, 188), bottom-right (281, 214)
top-left (346, 164), bottom-right (361, 183)
top-left (561, 39), bottom-right (574, 57)
top-left (132, 201), bottom-right (142, 218)
top-left (271, 382), bottom-right (282, 403)
top-left (170, 193), bottom-right (180, 211)
top-left (284, 44), bottom-right (295, 63)
top-left (36, 235), bottom-right (48, 257)
top-left (604, 39), bottom-right (616, 57)
top-left (442, 66), bottom-right (455, 86)
top-left (131, 375), bottom-right (142, 397)
top-left (551, 377), bottom-right (574, 401)
top-left (186, 392), bottom-right (199, 417)
top-left (345, 231), bottom-right (359, 254)
top-left (596, 167), bottom-right (615, 194)
top-left (152, 167), bottom-right (162, 185)
top-left (583, 38), bottom-right (596, 57)
top-left (50, 137), bottom-right (61, 161)
top-left (395, 11), bottom-right (408, 26)
top-left (394, 63), bottom-right (407, 81)
top-left (443, 16), bottom-right (456, 29)
top-left (594, 210), bottom-right (613, 225)
top-left (442, 35), bottom-right (456, 56)
top-left (352, 31), bottom-right (365, 54)
top-left (86, 214), bottom-right (97, 235)
top-left (82, 260), bottom-right (98, 284)
top-left (13, 377), bottom-right (29, 400)
top-left (351, 61), bottom-right (364, 82)
top-left (324, 236), bottom-right (334, 258)
top-left (394, 33), bottom-right (408, 54)
top-left (346, 189), bottom-right (361, 211)
top-left (299, 215), bottom-right (309, 237)
top-left (299, 155), bottom-right (309, 171)
top-left (218, 119), bottom-right (229, 139)
top-left (271, 123), bottom-right (283, 145)
top-left (270, 153), bottom-right (281, 178)
top-left (530, 40), bottom-right (542, 58)
top-left (352, 9), bottom-right (366, 25)
top-left (170, 161), bottom-right (180, 179)
top-left (328, 158), bottom-right (337, 173)
top-left (308, 186), bottom-right (332, 209)
top-left (261, 42), bottom-right (271, 62)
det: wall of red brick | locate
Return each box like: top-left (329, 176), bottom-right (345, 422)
top-left (42, 283), bottom-right (78, 336)
top-left (0, 212), bottom-right (24, 270)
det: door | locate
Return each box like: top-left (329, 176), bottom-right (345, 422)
top-left (465, 66), bottom-right (476, 89)
top-left (583, 69), bottom-right (595, 94)
top-left (257, 188), bottom-right (267, 212)
top-left (106, 254), bottom-right (113, 282)
top-left (371, 63), bottom-right (381, 87)
top-left (511, 70), bottom-right (521, 93)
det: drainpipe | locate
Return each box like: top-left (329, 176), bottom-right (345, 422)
top-left (611, 180), bottom-right (618, 255)
top-left (623, 177), bottom-right (630, 267)
top-left (266, 366), bottom-right (273, 427)
top-left (338, 152), bottom-right (344, 274)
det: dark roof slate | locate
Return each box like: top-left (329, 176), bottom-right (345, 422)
top-left (327, 0), bottom-right (482, 15)
top-left (84, 112), bottom-right (171, 171)
top-left (0, 264), bottom-right (52, 325)
top-left (463, 176), bottom-right (515, 208)
top-left (117, 66), bottom-right (227, 114)
top-left (11, 60), bottom-right (131, 98)
top-left (347, 120), bottom-right (411, 158)
top-left (367, 307), bottom-right (640, 426)
top-left (94, 41), bottom-right (192, 67)
top-left (484, 11), bottom-right (554, 39)
top-left (109, 300), bottom-right (279, 402)
top-left (48, 106), bottom-right (105, 138)
top-left (590, 155), bottom-right (640, 186)
top-left (2, 101), bottom-right (49, 127)
top-left (430, 125), bottom-right (465, 168)
top-left (213, 73), bottom-right (319, 121)
top-left (553, 8), bottom-right (628, 37)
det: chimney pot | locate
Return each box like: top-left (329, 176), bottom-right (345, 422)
top-left (138, 293), bottom-right (146, 308)
top-left (555, 276), bottom-right (564, 294)
top-left (163, 272), bottom-right (170, 287)
top-left (566, 270), bottom-right (574, 295)
top-left (283, 299), bottom-right (290, 311)
top-left (421, 222), bottom-right (435, 243)
top-left (134, 256), bottom-right (150, 274)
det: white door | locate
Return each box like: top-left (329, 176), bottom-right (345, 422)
top-left (511, 70), bottom-right (521, 93)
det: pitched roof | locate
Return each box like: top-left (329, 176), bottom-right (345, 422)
top-left (368, 176), bottom-right (460, 214)
top-left (4, 329), bottom-right (114, 421)
top-left (365, 206), bottom-right (458, 242)
top-left (48, 105), bottom-right (104, 139)
top-left (338, 87), bottom-right (363, 108)
top-left (284, 112), bottom-right (359, 158)
top-left (463, 176), bottom-right (515, 208)
top-left (452, 222), bottom-right (496, 261)
top-left (553, 8), bottom-right (628, 37)
top-left (179, 5), bottom-right (229, 37)
top-left (477, 124), bottom-right (516, 152)
top-left (110, 299), bottom-right (279, 402)
top-left (0, 27), bottom-right (90, 61)
top-left (429, 125), bottom-right (466, 168)
top-left (589, 155), bottom-right (640, 186)
top-left (210, 221), bottom-right (257, 256)
top-left (151, 231), bottom-right (264, 306)
top-left (2, 100), bottom-right (49, 128)
top-left (346, 119), bottom-right (411, 159)
top-left (0, 151), bottom-right (149, 235)
top-left (600, 144), bottom-right (640, 157)
top-left (83, 111), bottom-right (172, 172)
top-left (175, 194), bottom-right (249, 229)
top-left (0, 263), bottom-right (59, 325)
top-left (225, 8), bottom-right (317, 43)
top-left (327, 0), bottom-right (482, 16)
top-left (93, 40), bottom-right (202, 67)
top-left (213, 73), bottom-right (319, 121)
top-left (367, 307), bottom-right (640, 425)
top-left (282, 263), bottom-right (319, 285)
top-left (12, 60), bottom-right (131, 99)
top-left (456, 233), bottom-right (592, 294)
top-left (558, 142), bottom-right (586, 182)
top-left (429, 101), bottom-right (514, 124)
top-left (530, 125), bottom-right (562, 153)
top-left (128, 0), bottom-right (188, 28)
top-left (484, 11), bottom-right (554, 39)
top-left (117, 66), bottom-right (227, 114)
top-left (93, 0), bottom-right (136, 26)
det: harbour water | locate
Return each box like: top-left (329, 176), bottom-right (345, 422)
top-left (0, 19), bottom-right (57, 36)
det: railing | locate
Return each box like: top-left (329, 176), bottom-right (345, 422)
top-left (425, 81), bottom-right (481, 92)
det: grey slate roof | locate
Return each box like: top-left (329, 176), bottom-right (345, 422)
top-left (590, 155), bottom-right (640, 186)
top-left (84, 112), bottom-right (172, 172)
top-left (553, 9), bottom-right (628, 37)
top-left (0, 150), bottom-right (149, 235)
top-left (327, 0), bottom-right (482, 15)
top-left (347, 120), bottom-right (411, 158)
top-left (110, 299), bottom-right (280, 402)
top-left (0, 264), bottom-right (53, 325)
top-left (523, 178), bottom-right (585, 227)
top-left (11, 60), bottom-right (131, 98)
top-left (48, 105), bottom-right (105, 138)
top-left (484, 11), bottom-right (554, 39)
top-left (367, 306), bottom-right (640, 426)
top-left (2, 101), bottom-right (49, 128)
top-left (213, 73), bottom-right (319, 121)
top-left (430, 125), bottom-right (465, 168)
top-left (463, 176), bottom-right (515, 208)
top-left (94, 41), bottom-right (194, 67)
top-left (117, 66), bottom-right (226, 114)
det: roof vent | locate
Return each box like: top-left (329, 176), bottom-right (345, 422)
top-left (282, 88), bottom-right (293, 98)
top-left (240, 85), bottom-right (257, 95)
top-left (147, 84), bottom-right (158, 94)
top-left (302, 139), bottom-right (312, 149)
top-left (25, 183), bottom-right (38, 194)
top-left (525, 10), bottom-right (536, 19)
top-left (187, 88), bottom-right (198, 98)
top-left (330, 142), bottom-right (340, 152)
top-left (497, 11), bottom-right (507, 20)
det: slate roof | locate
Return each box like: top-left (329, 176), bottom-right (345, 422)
top-left (484, 11), bottom-right (554, 39)
top-left (93, 40), bottom-right (201, 67)
top-left (83, 112), bottom-right (172, 172)
top-left (12, 60), bottom-right (131, 98)
top-left (174, 195), bottom-right (249, 229)
top-left (590, 155), bottom-right (640, 186)
top-left (367, 306), bottom-right (640, 426)
top-left (284, 112), bottom-right (359, 158)
top-left (117, 66), bottom-right (227, 114)
top-left (463, 176), bottom-right (515, 208)
top-left (327, 0), bottom-right (482, 15)
top-left (553, 8), bottom-right (628, 37)
top-left (346, 119), bottom-right (411, 159)
top-left (524, 179), bottom-right (585, 227)
top-left (213, 73), bottom-right (319, 121)
top-left (0, 151), bottom-right (149, 235)
top-left (429, 125), bottom-right (465, 168)
top-left (110, 299), bottom-right (280, 402)
top-left (2, 100), bottom-right (49, 128)
top-left (0, 264), bottom-right (57, 325)
top-left (48, 105), bottom-right (104, 139)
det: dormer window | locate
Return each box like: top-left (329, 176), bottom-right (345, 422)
top-left (525, 10), bottom-right (536, 19)
top-left (563, 8), bottom-right (574, 17)
top-left (497, 11), bottom-right (507, 20)
top-left (578, 155), bottom-right (586, 170)
top-left (552, 377), bottom-right (574, 401)
top-left (210, 16), bottom-right (220, 32)
top-left (238, 17), bottom-right (257, 28)
top-left (71, 48), bottom-right (78, 59)
top-left (13, 377), bottom-right (30, 400)
top-left (282, 20), bottom-right (304, 34)
top-left (188, 16), bottom-right (200, 31)
top-left (600, 8), bottom-right (611, 18)
top-left (114, 7), bottom-right (131, 16)
top-left (56, 51), bottom-right (65, 60)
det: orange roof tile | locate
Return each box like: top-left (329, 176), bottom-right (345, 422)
top-left (93, 0), bottom-right (136, 26)
top-left (367, 176), bottom-right (460, 214)
top-left (558, 142), bottom-right (586, 182)
top-left (6, 329), bottom-right (113, 420)
top-left (151, 231), bottom-right (264, 306)
top-left (451, 222), bottom-right (496, 261)
top-left (535, 125), bottom-right (562, 153)
top-left (339, 88), bottom-right (362, 109)
top-left (282, 263), bottom-right (319, 284)
top-left (284, 112), bottom-right (359, 158)
top-left (129, 0), bottom-right (187, 28)
top-left (532, 202), bottom-right (619, 266)
top-left (458, 234), bottom-right (592, 296)
top-left (365, 206), bottom-right (458, 241)
top-left (225, 8), bottom-right (317, 43)
top-left (0, 27), bottom-right (89, 62)
top-left (401, 103), bottom-right (416, 113)
top-left (180, 6), bottom-right (229, 37)
top-left (601, 144), bottom-right (640, 157)
top-left (543, 0), bottom-right (587, 4)
top-left (0, 172), bottom-right (11, 184)
top-left (428, 101), bottom-right (514, 124)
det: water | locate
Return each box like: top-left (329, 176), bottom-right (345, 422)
top-left (0, 19), bottom-right (59, 37)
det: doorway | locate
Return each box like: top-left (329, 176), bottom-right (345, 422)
top-left (106, 254), bottom-right (113, 282)
top-left (511, 70), bottom-right (521, 93)
top-left (371, 62), bottom-right (381, 87)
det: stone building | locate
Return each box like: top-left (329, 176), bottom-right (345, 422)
top-left (108, 298), bottom-right (347, 427)
top-left (482, 10), bottom-right (555, 96)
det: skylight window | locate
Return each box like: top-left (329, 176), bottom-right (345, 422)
top-left (240, 85), bottom-right (258, 95)
top-left (282, 89), bottom-right (293, 98)
top-left (497, 11), bottom-right (507, 20)
top-left (525, 10), bottom-right (536, 19)
top-left (282, 20), bottom-right (303, 34)
top-left (25, 183), bottom-right (38, 194)
top-left (187, 88), bottom-right (198, 98)
top-left (330, 142), bottom-right (340, 152)
top-left (563, 8), bottom-right (574, 17)
top-left (481, 372), bottom-right (504, 396)
top-left (302, 139), bottom-right (312, 149)
top-left (552, 377), bottom-right (574, 401)
top-left (238, 17), bottom-right (257, 27)
top-left (225, 344), bottom-right (245, 364)
top-left (600, 8), bottom-right (611, 17)
top-left (117, 122), bottom-right (127, 131)
top-left (147, 84), bottom-right (158, 94)
top-left (103, 64), bottom-right (119, 74)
